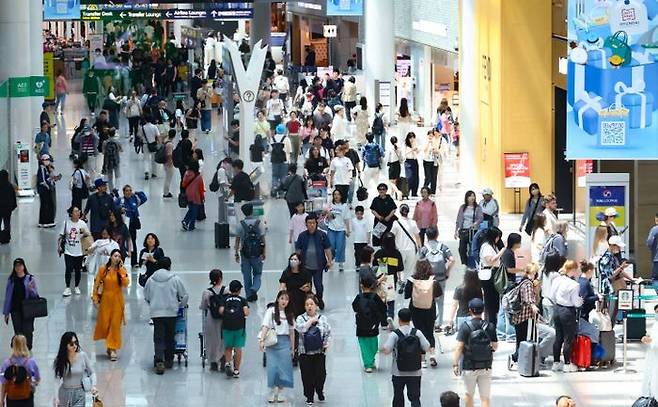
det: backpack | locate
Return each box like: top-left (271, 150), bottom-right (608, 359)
top-left (355, 294), bottom-right (380, 331)
top-left (363, 143), bottom-right (382, 168)
top-left (372, 114), bottom-right (385, 135)
top-left (221, 296), bottom-right (245, 330)
top-left (464, 319), bottom-right (494, 369)
top-left (394, 328), bottom-right (422, 371)
top-left (424, 241), bottom-right (448, 279)
top-left (468, 228), bottom-right (487, 269)
top-left (154, 141), bottom-right (169, 164)
top-left (409, 276), bottom-right (435, 310)
top-left (539, 234), bottom-right (560, 263)
top-left (632, 397), bottom-right (658, 407)
top-left (270, 134), bottom-right (287, 164)
top-left (80, 133), bottom-right (96, 155)
top-left (502, 281), bottom-right (524, 315)
top-left (207, 286), bottom-right (226, 320)
top-left (240, 220), bottom-right (263, 258)
top-left (103, 139), bottom-right (120, 171)
top-left (3, 360), bottom-right (32, 400)
top-left (303, 316), bottom-right (324, 352)
top-left (172, 142), bottom-right (184, 169)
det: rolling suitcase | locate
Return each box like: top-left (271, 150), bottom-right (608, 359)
top-left (571, 335), bottom-right (592, 370)
top-left (597, 329), bottom-right (616, 366)
top-left (627, 308), bottom-right (646, 340)
top-left (517, 317), bottom-right (540, 377)
top-left (215, 222), bottom-right (230, 249)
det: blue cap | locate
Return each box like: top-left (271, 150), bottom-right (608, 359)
top-left (468, 298), bottom-right (485, 313)
top-left (275, 123), bottom-right (286, 134)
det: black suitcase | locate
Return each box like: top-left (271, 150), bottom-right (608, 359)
top-left (626, 308), bottom-right (646, 340)
top-left (215, 222), bottom-right (229, 249)
top-left (396, 177), bottom-right (409, 198)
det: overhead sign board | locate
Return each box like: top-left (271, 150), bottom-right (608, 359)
top-left (81, 7), bottom-right (253, 20)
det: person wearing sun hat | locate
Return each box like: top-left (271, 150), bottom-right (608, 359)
top-left (479, 187), bottom-right (499, 228)
top-left (602, 207), bottom-right (620, 240)
top-left (37, 154), bottom-right (61, 228)
top-left (598, 235), bottom-right (639, 320)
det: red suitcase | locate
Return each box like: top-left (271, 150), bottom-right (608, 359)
top-left (571, 335), bottom-right (592, 370)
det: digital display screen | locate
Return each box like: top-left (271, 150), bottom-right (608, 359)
top-left (44, 0), bottom-right (82, 20)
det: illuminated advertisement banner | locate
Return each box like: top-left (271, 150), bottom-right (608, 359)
top-left (44, 0), bottom-right (81, 20)
top-left (326, 0), bottom-right (363, 16)
top-left (567, 0), bottom-right (658, 159)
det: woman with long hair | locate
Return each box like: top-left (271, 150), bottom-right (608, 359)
top-left (259, 291), bottom-right (295, 403)
top-left (445, 269), bottom-right (483, 334)
top-left (403, 132), bottom-right (420, 197)
top-left (299, 116), bottom-right (317, 157)
top-left (386, 136), bottom-right (403, 199)
top-left (0, 335), bottom-right (40, 406)
top-left (181, 160), bottom-right (205, 231)
top-left (58, 206), bottom-right (90, 297)
top-left (2, 259), bottom-right (39, 350)
top-left (455, 190), bottom-right (484, 265)
top-left (53, 332), bottom-right (97, 407)
top-left (396, 97), bottom-right (412, 141)
top-left (137, 233), bottom-right (165, 286)
top-left (324, 189), bottom-right (351, 272)
top-left (295, 294), bottom-right (331, 405)
top-left (541, 254), bottom-right (566, 327)
top-left (404, 260), bottom-right (440, 367)
top-left (591, 224), bottom-right (609, 261)
top-left (69, 159), bottom-right (89, 211)
top-left (279, 253), bottom-right (312, 365)
top-left (478, 227), bottom-right (506, 327)
top-left (107, 210), bottom-right (132, 261)
top-left (92, 249), bottom-right (129, 362)
top-left (353, 96), bottom-right (370, 146)
top-left (304, 146), bottom-right (329, 180)
top-left (530, 213), bottom-right (548, 263)
top-left (199, 269), bottom-right (226, 372)
top-left (520, 183), bottom-right (545, 235)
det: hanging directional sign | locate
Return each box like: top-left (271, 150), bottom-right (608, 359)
top-left (81, 7), bottom-right (253, 21)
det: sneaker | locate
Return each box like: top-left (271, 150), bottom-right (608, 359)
top-left (275, 392), bottom-right (285, 403)
top-left (144, 173), bottom-right (150, 180)
top-left (507, 354), bottom-right (516, 371)
top-left (109, 350), bottom-right (118, 362)
top-left (317, 392), bottom-right (325, 402)
top-left (210, 362), bottom-right (218, 371)
top-left (421, 360), bottom-right (428, 368)
top-left (73, 287), bottom-right (81, 295)
top-left (551, 362), bottom-right (562, 372)
top-left (563, 363), bottom-right (578, 373)
top-left (268, 389), bottom-right (277, 403)
top-left (151, 174), bottom-right (157, 178)
top-left (155, 362), bottom-right (165, 375)
top-left (364, 367), bottom-right (373, 373)
top-left (225, 364), bottom-right (233, 378)
top-left (429, 357), bottom-right (438, 368)
top-left (163, 193), bottom-right (173, 198)
top-left (62, 287), bottom-right (72, 297)
top-left (181, 221), bottom-right (188, 231)
top-left (232, 369), bottom-right (240, 378)
top-left (338, 263), bottom-right (344, 272)
top-left (434, 326), bottom-right (443, 333)
top-left (306, 399), bottom-right (314, 406)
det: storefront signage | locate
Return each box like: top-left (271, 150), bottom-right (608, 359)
top-left (296, 2), bottom-right (323, 11)
top-left (503, 153), bottom-right (531, 188)
top-left (326, 0), bottom-right (363, 16)
top-left (576, 159), bottom-right (594, 187)
top-left (8, 77), bottom-right (49, 98)
top-left (82, 7), bottom-right (253, 21)
top-left (566, 0), bottom-right (658, 159)
top-left (585, 173), bottom-right (629, 256)
top-left (44, 0), bottom-right (81, 20)
top-left (323, 25), bottom-right (337, 38)
top-left (43, 52), bottom-right (55, 100)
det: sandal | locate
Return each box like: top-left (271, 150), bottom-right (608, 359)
top-left (429, 357), bottom-right (438, 367)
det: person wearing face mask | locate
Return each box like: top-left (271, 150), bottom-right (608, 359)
top-left (519, 183), bottom-right (545, 235)
top-left (279, 253), bottom-right (312, 366)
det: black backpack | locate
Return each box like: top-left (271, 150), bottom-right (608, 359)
top-left (464, 319), bottom-right (494, 369)
top-left (207, 286), bottom-right (226, 320)
top-left (172, 142), bottom-right (184, 169)
top-left (372, 114), bottom-right (385, 134)
top-left (271, 134), bottom-right (287, 164)
top-left (394, 328), bottom-right (422, 371)
top-left (355, 294), bottom-right (379, 331)
top-left (240, 220), bottom-right (263, 258)
top-left (222, 296), bottom-right (245, 330)
top-left (303, 316), bottom-right (324, 352)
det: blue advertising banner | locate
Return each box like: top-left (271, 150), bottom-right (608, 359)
top-left (567, 0), bottom-right (658, 159)
top-left (44, 0), bottom-right (81, 20)
top-left (326, 0), bottom-right (363, 16)
top-left (588, 185), bottom-right (626, 226)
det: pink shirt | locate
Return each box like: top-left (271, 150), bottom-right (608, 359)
top-left (413, 199), bottom-right (438, 229)
top-left (289, 213), bottom-right (308, 243)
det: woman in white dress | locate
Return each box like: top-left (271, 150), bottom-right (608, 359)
top-left (86, 226), bottom-right (120, 275)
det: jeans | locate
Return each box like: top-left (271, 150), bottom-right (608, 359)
top-left (183, 203), bottom-right (200, 230)
top-left (327, 229), bottom-right (346, 263)
top-left (497, 308), bottom-right (515, 339)
top-left (404, 159), bottom-right (419, 196)
top-left (201, 110), bottom-right (212, 131)
top-left (553, 305), bottom-right (577, 364)
top-left (241, 256), bottom-right (263, 297)
top-left (373, 132), bottom-right (384, 148)
top-left (309, 268), bottom-right (324, 300)
top-left (10, 311), bottom-right (34, 350)
top-left (152, 316), bottom-right (176, 364)
top-left (347, 178), bottom-right (356, 204)
top-left (392, 376), bottom-right (421, 407)
top-left (56, 93), bottom-right (66, 112)
top-left (64, 254), bottom-right (84, 288)
top-left (271, 162), bottom-right (288, 193)
top-left (422, 160), bottom-right (438, 195)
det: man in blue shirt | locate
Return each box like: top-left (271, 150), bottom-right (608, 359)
top-left (295, 213), bottom-right (332, 309)
top-left (34, 121), bottom-right (51, 157)
top-left (646, 213), bottom-right (658, 292)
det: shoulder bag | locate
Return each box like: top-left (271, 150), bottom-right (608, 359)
top-left (21, 278), bottom-right (48, 319)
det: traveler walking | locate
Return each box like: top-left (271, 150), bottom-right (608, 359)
top-left (107, 210), bottom-right (132, 261)
top-left (279, 253), bottom-right (313, 364)
top-left (479, 227), bottom-right (505, 327)
top-left (480, 188), bottom-right (500, 228)
top-left (137, 233), bottom-right (165, 287)
top-left (0, 334), bottom-right (40, 407)
top-left (342, 77), bottom-right (357, 122)
top-left (37, 154), bottom-right (60, 228)
top-left (58, 207), bottom-right (90, 297)
top-left (391, 204), bottom-right (421, 290)
top-left (380, 307), bottom-right (431, 407)
top-left (281, 164), bottom-right (307, 217)
top-left (352, 274), bottom-right (388, 372)
top-left (295, 294), bottom-right (331, 405)
top-left (418, 226), bottom-right (454, 331)
top-left (3, 259), bottom-right (39, 350)
top-left (53, 331), bottom-right (97, 407)
top-left (285, 112), bottom-right (302, 164)
top-left (270, 124), bottom-right (292, 195)
top-left (0, 170), bottom-right (17, 244)
top-left (647, 214), bottom-right (658, 292)
top-left (141, 117), bottom-right (160, 180)
top-left (374, 232), bottom-right (405, 321)
top-left (329, 144), bottom-right (354, 204)
top-left (219, 280), bottom-right (250, 378)
top-left (453, 298), bottom-right (497, 407)
top-left (519, 183), bottom-right (545, 235)
top-left (83, 179), bottom-right (113, 239)
top-left (455, 190), bottom-right (484, 265)
top-left (181, 160), bottom-right (205, 231)
top-left (126, 91), bottom-right (142, 141)
top-left (295, 214), bottom-right (333, 309)
top-left (92, 249), bottom-right (129, 362)
top-left (403, 132), bottom-right (420, 197)
top-left (352, 97), bottom-right (370, 146)
top-left (445, 269), bottom-right (483, 334)
top-left (86, 227), bottom-right (120, 276)
top-left (404, 260), bottom-right (441, 368)
top-left (597, 236), bottom-right (637, 321)
top-left (413, 187), bottom-right (438, 246)
top-left (351, 206), bottom-right (372, 269)
top-left (361, 134), bottom-right (384, 192)
top-left (200, 269), bottom-right (226, 371)
top-left (422, 130), bottom-right (442, 195)
top-left (101, 129), bottom-right (121, 191)
top-left (69, 160), bottom-right (90, 212)
top-left (78, 127), bottom-right (99, 179)
top-left (550, 260), bottom-right (583, 373)
top-left (144, 257), bottom-right (188, 374)
top-left (325, 189), bottom-right (351, 272)
top-left (234, 204), bottom-right (265, 301)
top-left (197, 82), bottom-right (214, 133)
top-left (386, 136), bottom-right (403, 199)
top-left (370, 183), bottom-right (397, 247)
top-left (259, 291), bottom-right (295, 403)
top-left (115, 185), bottom-right (146, 268)
top-left (542, 194), bottom-right (559, 235)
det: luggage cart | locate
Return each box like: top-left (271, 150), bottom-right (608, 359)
top-left (175, 306), bottom-right (189, 366)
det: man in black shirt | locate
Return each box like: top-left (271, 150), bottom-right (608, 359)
top-left (190, 69), bottom-right (204, 103)
top-left (230, 159), bottom-right (254, 203)
top-left (225, 120), bottom-right (240, 159)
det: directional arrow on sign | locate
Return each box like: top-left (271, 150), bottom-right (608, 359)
top-left (120, 12), bottom-right (126, 18)
top-left (166, 11), bottom-right (173, 18)
top-left (211, 10), bottom-right (217, 17)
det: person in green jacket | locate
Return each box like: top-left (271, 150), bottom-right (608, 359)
top-left (83, 70), bottom-right (101, 113)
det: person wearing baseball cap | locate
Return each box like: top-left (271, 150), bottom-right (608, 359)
top-left (479, 187), bottom-right (499, 227)
top-left (453, 297), bottom-right (497, 407)
top-left (599, 235), bottom-right (639, 322)
top-left (84, 178), bottom-right (114, 238)
top-left (603, 207), bottom-right (620, 240)
top-left (37, 153), bottom-right (60, 228)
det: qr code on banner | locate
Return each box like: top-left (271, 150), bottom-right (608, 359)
top-left (600, 121), bottom-right (626, 146)
top-left (621, 8), bottom-right (637, 22)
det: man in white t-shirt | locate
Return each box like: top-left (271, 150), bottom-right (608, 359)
top-left (141, 119), bottom-right (160, 180)
top-left (273, 70), bottom-right (290, 103)
top-left (391, 204), bottom-right (421, 290)
top-left (58, 207), bottom-right (89, 297)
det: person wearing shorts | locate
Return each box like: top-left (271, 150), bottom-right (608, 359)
top-left (452, 298), bottom-right (497, 407)
top-left (219, 280), bottom-right (250, 378)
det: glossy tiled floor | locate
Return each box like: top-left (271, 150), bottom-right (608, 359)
top-left (0, 85), bottom-right (651, 406)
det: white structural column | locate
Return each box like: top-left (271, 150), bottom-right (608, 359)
top-left (0, 0), bottom-right (42, 178)
top-left (458, 0), bottom-right (478, 187)
top-left (364, 0), bottom-right (395, 120)
top-left (411, 44), bottom-right (433, 123)
top-left (250, 1), bottom-right (272, 47)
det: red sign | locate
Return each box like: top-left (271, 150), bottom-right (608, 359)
top-left (576, 160), bottom-right (594, 187)
top-left (503, 152), bottom-right (531, 188)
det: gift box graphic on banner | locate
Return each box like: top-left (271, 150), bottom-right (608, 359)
top-left (573, 92), bottom-right (606, 135)
top-left (614, 81), bottom-right (654, 128)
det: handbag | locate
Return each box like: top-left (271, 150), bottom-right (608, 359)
top-left (22, 297), bottom-right (48, 319)
top-left (604, 31), bottom-right (632, 67)
top-left (493, 265), bottom-right (509, 294)
top-left (356, 177), bottom-right (368, 202)
top-left (262, 327), bottom-right (278, 347)
top-left (81, 232), bottom-right (94, 255)
top-left (82, 374), bottom-right (93, 392)
top-left (178, 192), bottom-right (188, 208)
top-left (611, 274), bottom-right (627, 292)
top-left (147, 141), bottom-right (159, 153)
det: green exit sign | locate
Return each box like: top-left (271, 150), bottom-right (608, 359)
top-left (8, 76), bottom-right (48, 97)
